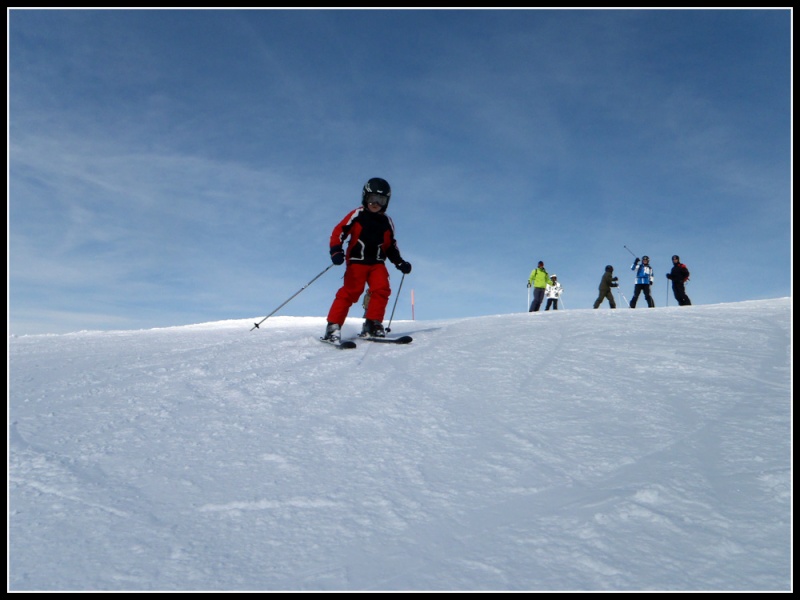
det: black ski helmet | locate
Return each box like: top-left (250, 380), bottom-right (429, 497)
top-left (362, 177), bottom-right (391, 212)
top-left (605, 265), bottom-right (614, 272)
top-left (672, 255), bottom-right (680, 261)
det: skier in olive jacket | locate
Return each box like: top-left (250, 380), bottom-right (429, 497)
top-left (593, 265), bottom-right (618, 309)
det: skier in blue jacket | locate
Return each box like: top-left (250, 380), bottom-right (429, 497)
top-left (629, 256), bottom-right (655, 308)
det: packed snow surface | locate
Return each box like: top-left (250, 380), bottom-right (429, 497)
top-left (8, 299), bottom-right (791, 591)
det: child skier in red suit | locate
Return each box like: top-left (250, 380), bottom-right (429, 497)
top-left (323, 178), bottom-right (412, 343)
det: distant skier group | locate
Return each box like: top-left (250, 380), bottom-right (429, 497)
top-left (528, 255), bottom-right (692, 311)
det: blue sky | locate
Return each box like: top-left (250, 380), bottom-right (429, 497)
top-left (8, 9), bottom-right (792, 335)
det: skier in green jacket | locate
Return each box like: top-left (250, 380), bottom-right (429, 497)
top-left (527, 261), bottom-right (550, 312)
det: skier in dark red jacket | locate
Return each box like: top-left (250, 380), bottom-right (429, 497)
top-left (666, 255), bottom-right (692, 306)
top-left (322, 178), bottom-right (412, 343)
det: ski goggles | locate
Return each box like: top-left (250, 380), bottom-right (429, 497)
top-left (365, 193), bottom-right (389, 207)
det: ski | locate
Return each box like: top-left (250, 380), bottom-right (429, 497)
top-left (319, 337), bottom-right (357, 350)
top-left (357, 335), bottom-right (413, 345)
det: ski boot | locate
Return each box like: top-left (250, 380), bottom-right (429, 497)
top-left (323, 322), bottom-right (341, 344)
top-left (360, 319), bottom-right (385, 338)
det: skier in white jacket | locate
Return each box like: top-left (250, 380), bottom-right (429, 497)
top-left (545, 274), bottom-right (563, 311)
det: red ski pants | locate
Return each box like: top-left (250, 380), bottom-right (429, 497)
top-left (327, 263), bottom-right (391, 326)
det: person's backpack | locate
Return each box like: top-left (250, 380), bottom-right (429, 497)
top-left (680, 264), bottom-right (690, 282)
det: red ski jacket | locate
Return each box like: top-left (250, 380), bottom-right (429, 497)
top-left (330, 207), bottom-right (404, 266)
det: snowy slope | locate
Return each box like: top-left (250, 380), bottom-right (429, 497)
top-left (8, 299), bottom-right (792, 591)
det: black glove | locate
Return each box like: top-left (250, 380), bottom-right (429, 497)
top-left (527, 282), bottom-right (531, 288)
top-left (330, 246), bottom-right (345, 265)
top-left (665, 273), bottom-right (670, 279)
top-left (397, 261), bottom-right (412, 274)
top-left (612, 276), bottom-right (618, 281)
top-left (634, 258), bottom-right (640, 264)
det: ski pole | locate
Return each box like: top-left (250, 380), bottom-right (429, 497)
top-left (385, 273), bottom-right (405, 333)
top-left (619, 288), bottom-right (630, 308)
top-left (250, 264), bottom-right (334, 331)
top-left (623, 245), bottom-right (637, 258)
